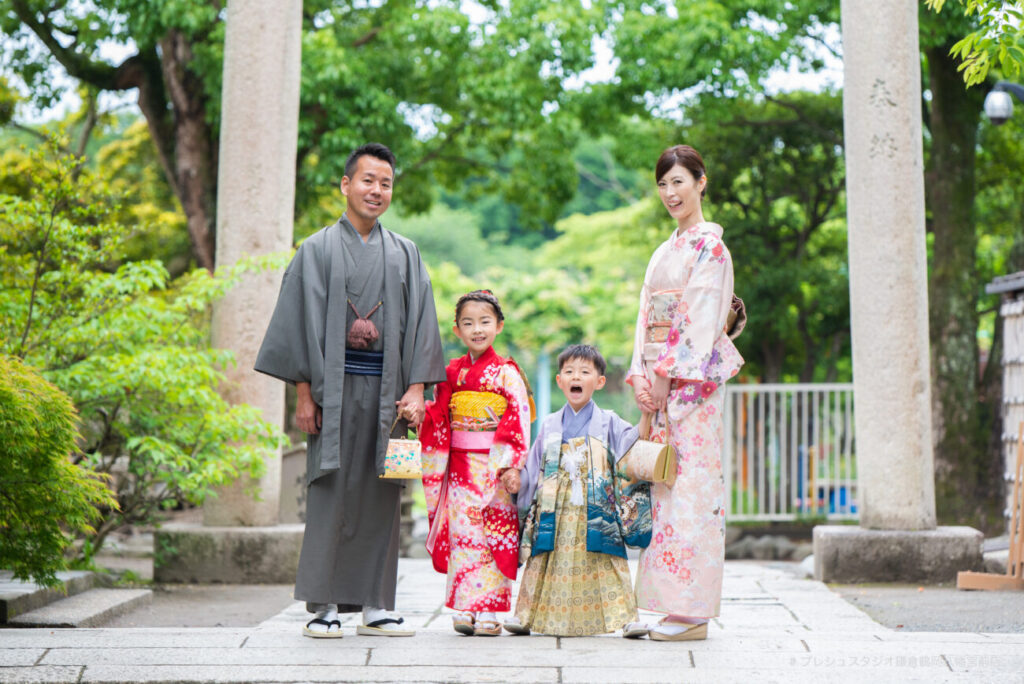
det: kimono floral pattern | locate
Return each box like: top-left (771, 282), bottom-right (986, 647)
top-left (420, 347), bottom-right (531, 611)
top-left (628, 222), bottom-right (743, 617)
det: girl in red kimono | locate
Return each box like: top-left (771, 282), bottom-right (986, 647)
top-left (420, 290), bottom-right (533, 636)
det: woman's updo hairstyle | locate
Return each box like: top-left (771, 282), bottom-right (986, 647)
top-left (455, 289), bottom-right (504, 323)
top-left (655, 145), bottom-right (707, 198)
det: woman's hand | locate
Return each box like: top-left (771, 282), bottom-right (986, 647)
top-left (632, 375), bottom-right (659, 413)
top-left (649, 374), bottom-right (671, 410)
top-left (626, 374), bottom-right (659, 411)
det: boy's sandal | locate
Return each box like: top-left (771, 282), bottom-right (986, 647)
top-left (452, 612), bottom-right (475, 636)
top-left (302, 617), bottom-right (343, 638)
top-left (473, 619), bottom-right (502, 636)
top-left (356, 616), bottom-right (415, 637)
top-left (503, 618), bottom-right (531, 635)
top-left (622, 621), bottom-right (649, 639)
top-left (648, 619), bottom-right (708, 642)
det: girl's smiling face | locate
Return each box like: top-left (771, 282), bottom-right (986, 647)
top-left (453, 300), bottom-right (503, 357)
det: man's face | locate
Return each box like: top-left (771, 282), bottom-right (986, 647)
top-left (340, 155), bottom-right (394, 225)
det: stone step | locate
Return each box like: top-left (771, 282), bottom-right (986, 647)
top-left (0, 570), bottom-right (99, 623)
top-left (7, 588), bottom-right (152, 628)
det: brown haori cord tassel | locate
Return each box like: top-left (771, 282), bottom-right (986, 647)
top-left (347, 299), bottom-right (382, 349)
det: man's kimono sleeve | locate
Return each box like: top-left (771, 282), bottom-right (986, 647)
top-left (653, 240), bottom-right (733, 382)
top-left (401, 252), bottom-right (446, 389)
top-left (606, 411), bottom-right (640, 464)
top-left (254, 243), bottom-right (327, 402)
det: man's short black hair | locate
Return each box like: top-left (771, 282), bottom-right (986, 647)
top-left (344, 142), bottom-right (397, 178)
top-left (557, 344), bottom-right (606, 376)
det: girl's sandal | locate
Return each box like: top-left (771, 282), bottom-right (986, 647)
top-left (452, 612), bottom-right (475, 636)
top-left (473, 619), bottom-right (502, 636)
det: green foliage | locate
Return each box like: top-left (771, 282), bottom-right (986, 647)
top-left (0, 139), bottom-right (286, 555)
top-left (925, 0), bottom-right (1024, 85)
top-left (0, 355), bottom-right (117, 587)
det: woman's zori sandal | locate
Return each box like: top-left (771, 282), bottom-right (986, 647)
top-left (648, 616), bottom-right (709, 641)
top-left (452, 611), bottom-right (475, 636)
top-left (302, 617), bottom-right (343, 638)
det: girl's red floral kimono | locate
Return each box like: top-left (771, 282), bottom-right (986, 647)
top-left (420, 346), bottom-right (533, 612)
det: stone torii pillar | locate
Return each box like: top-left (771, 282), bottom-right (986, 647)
top-left (154, 0), bottom-right (305, 583)
top-left (812, 0), bottom-right (982, 582)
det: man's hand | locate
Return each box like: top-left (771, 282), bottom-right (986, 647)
top-left (500, 468), bottom-right (521, 494)
top-left (295, 382), bottom-right (322, 434)
top-left (396, 383), bottom-right (426, 428)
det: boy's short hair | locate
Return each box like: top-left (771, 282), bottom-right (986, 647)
top-left (557, 344), bottom-right (606, 376)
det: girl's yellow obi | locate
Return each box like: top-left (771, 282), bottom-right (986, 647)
top-left (450, 391), bottom-right (506, 449)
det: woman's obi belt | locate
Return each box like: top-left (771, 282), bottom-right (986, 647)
top-left (450, 390), bottom-right (506, 450)
top-left (644, 290), bottom-right (681, 360)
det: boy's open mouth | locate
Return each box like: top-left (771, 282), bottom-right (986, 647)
top-left (570, 384), bottom-right (583, 394)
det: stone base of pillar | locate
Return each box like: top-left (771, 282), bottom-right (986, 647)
top-left (813, 525), bottom-right (984, 584)
top-left (153, 523), bottom-right (303, 584)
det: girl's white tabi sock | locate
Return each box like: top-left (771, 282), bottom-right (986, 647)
top-left (478, 611), bottom-right (497, 623)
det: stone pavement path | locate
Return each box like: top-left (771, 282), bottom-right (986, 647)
top-left (2, 559), bottom-right (1022, 683)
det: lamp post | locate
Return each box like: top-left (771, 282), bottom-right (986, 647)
top-left (984, 81), bottom-right (1024, 125)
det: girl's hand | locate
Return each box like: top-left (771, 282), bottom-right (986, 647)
top-left (632, 375), bottom-right (659, 413)
top-left (500, 468), bottom-right (521, 494)
top-left (649, 374), bottom-right (671, 410)
top-left (396, 383), bottom-right (426, 427)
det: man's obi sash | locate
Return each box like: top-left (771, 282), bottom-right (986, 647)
top-left (344, 348), bottom-right (384, 376)
top-left (449, 390), bottom-right (506, 450)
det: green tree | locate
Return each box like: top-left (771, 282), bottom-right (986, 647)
top-left (2, 1), bottom-right (608, 268)
top-left (0, 355), bottom-right (117, 587)
top-left (690, 91), bottom-right (849, 382)
top-left (925, 0), bottom-right (1024, 85)
top-left (0, 139), bottom-right (286, 554)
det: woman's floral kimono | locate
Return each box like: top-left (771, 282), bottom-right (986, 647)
top-left (420, 346), bottom-right (532, 612)
top-left (628, 221), bottom-right (744, 618)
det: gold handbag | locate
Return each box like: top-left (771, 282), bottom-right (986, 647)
top-left (379, 415), bottom-right (422, 480)
top-left (621, 411), bottom-right (677, 488)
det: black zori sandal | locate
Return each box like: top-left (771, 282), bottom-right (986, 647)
top-left (302, 617), bottom-right (343, 638)
top-left (356, 616), bottom-right (415, 637)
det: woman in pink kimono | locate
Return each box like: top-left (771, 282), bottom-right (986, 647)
top-left (628, 145), bottom-right (744, 641)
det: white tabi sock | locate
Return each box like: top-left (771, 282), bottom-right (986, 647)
top-left (307, 604), bottom-right (339, 634)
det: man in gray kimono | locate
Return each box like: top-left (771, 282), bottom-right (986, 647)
top-left (255, 143), bottom-right (445, 638)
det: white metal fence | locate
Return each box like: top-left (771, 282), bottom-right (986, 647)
top-left (723, 383), bottom-right (858, 522)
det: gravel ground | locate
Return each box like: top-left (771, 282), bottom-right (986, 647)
top-left (831, 582), bottom-right (1024, 633)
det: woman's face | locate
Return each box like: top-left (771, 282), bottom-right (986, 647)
top-left (657, 163), bottom-right (705, 222)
